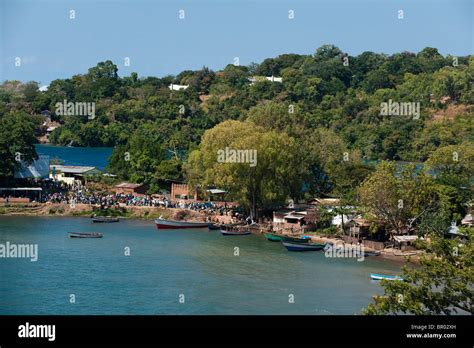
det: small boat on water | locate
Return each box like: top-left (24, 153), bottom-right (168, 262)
top-left (263, 232), bottom-right (283, 242)
top-left (208, 223), bottom-right (221, 230)
top-left (370, 273), bottom-right (403, 281)
top-left (282, 241), bottom-right (326, 251)
top-left (155, 218), bottom-right (209, 230)
top-left (281, 235), bottom-right (312, 243)
top-left (220, 225), bottom-right (251, 236)
top-left (68, 232), bottom-right (103, 238)
top-left (92, 216), bottom-right (119, 223)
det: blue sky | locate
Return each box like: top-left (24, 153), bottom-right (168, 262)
top-left (1, 0), bottom-right (472, 85)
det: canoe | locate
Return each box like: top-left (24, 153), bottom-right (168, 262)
top-left (92, 216), bottom-right (119, 223)
top-left (364, 251), bottom-right (381, 257)
top-left (220, 229), bottom-right (251, 236)
top-left (370, 273), bottom-right (403, 281)
top-left (263, 232), bottom-right (283, 242)
top-left (68, 232), bottom-right (103, 238)
top-left (155, 218), bottom-right (209, 230)
top-left (281, 235), bottom-right (312, 243)
top-left (282, 241), bottom-right (326, 251)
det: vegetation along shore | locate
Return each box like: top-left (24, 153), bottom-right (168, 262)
top-left (1, 45), bottom-right (472, 314)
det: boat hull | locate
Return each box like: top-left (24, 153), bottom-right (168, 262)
top-left (221, 229), bottom-right (251, 236)
top-left (155, 219), bottom-right (209, 230)
top-left (370, 273), bottom-right (403, 281)
top-left (68, 232), bottom-right (103, 238)
top-left (281, 235), bottom-right (312, 243)
top-left (282, 241), bottom-right (326, 251)
top-left (92, 217), bottom-right (119, 223)
top-left (264, 233), bottom-right (283, 241)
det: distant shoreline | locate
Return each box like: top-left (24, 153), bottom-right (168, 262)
top-left (0, 202), bottom-right (419, 264)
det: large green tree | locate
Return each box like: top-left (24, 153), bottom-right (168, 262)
top-left (0, 112), bottom-right (38, 181)
top-left (186, 120), bottom-right (300, 219)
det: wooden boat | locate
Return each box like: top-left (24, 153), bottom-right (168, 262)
top-left (282, 241), bottom-right (326, 251)
top-left (208, 223), bottom-right (221, 230)
top-left (281, 235), bottom-right (312, 244)
top-left (370, 273), bottom-right (403, 281)
top-left (68, 232), bottom-right (103, 238)
top-left (363, 251), bottom-right (381, 257)
top-left (155, 218), bottom-right (209, 230)
top-left (263, 232), bottom-right (283, 242)
top-left (220, 225), bottom-right (251, 236)
top-left (92, 216), bottom-right (119, 223)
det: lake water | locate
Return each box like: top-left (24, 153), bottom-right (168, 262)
top-left (0, 216), bottom-right (401, 315)
top-left (35, 144), bottom-right (113, 170)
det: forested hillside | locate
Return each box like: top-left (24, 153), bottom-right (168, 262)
top-left (1, 45), bottom-right (472, 197)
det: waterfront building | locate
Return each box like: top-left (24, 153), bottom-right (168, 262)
top-left (50, 165), bottom-right (99, 185)
top-left (115, 182), bottom-right (147, 196)
top-left (14, 155), bottom-right (50, 179)
top-left (170, 182), bottom-right (197, 202)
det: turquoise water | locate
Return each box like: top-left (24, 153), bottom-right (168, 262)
top-left (0, 216), bottom-right (401, 315)
top-left (35, 144), bottom-right (113, 170)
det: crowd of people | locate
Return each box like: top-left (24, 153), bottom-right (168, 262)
top-left (2, 178), bottom-right (241, 217)
top-left (1, 179), bottom-right (245, 221)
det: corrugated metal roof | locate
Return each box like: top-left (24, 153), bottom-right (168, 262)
top-left (15, 155), bottom-right (50, 179)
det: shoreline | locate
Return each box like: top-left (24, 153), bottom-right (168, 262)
top-left (0, 202), bottom-right (418, 264)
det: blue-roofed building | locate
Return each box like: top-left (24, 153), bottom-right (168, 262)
top-left (14, 155), bottom-right (50, 179)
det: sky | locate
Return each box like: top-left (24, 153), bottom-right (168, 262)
top-left (0, 0), bottom-right (472, 85)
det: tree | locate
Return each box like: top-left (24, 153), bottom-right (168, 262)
top-left (365, 229), bottom-right (473, 315)
top-left (0, 112), bottom-right (38, 181)
top-left (186, 120), bottom-right (300, 219)
top-left (358, 161), bottom-right (440, 236)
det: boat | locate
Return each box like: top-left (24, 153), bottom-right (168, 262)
top-left (370, 273), bottom-right (403, 281)
top-left (91, 216), bottom-right (119, 223)
top-left (208, 223), bottom-right (221, 230)
top-left (282, 241), bottom-right (326, 251)
top-left (68, 232), bottom-right (103, 238)
top-left (155, 218), bottom-right (209, 230)
top-left (363, 251), bottom-right (381, 257)
top-left (281, 235), bottom-right (312, 243)
top-left (263, 232), bottom-right (283, 242)
top-left (220, 225), bottom-right (251, 236)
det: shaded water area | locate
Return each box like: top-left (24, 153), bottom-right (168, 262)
top-left (0, 216), bottom-right (402, 315)
top-left (35, 144), bottom-right (113, 170)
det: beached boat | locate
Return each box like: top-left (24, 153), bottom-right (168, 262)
top-left (220, 225), bottom-right (251, 236)
top-left (281, 235), bottom-right (312, 243)
top-left (370, 273), bottom-right (403, 281)
top-left (263, 232), bottom-right (283, 242)
top-left (92, 216), bottom-right (119, 223)
top-left (155, 218), bottom-right (209, 230)
top-left (68, 232), bottom-right (103, 238)
top-left (282, 241), bottom-right (326, 251)
top-left (363, 251), bottom-right (381, 257)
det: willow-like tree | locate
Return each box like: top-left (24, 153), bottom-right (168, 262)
top-left (186, 120), bottom-right (300, 219)
top-left (358, 161), bottom-right (441, 236)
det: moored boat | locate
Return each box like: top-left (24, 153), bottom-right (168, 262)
top-left (92, 216), bottom-right (119, 223)
top-left (220, 225), bottom-right (251, 236)
top-left (155, 218), bottom-right (209, 230)
top-left (263, 232), bottom-right (283, 242)
top-left (370, 273), bottom-right (403, 281)
top-left (208, 223), bottom-right (221, 230)
top-left (68, 232), bottom-right (103, 238)
top-left (281, 235), bottom-right (312, 243)
top-left (282, 241), bottom-right (326, 251)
